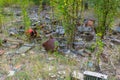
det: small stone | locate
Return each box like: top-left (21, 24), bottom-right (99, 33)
top-left (116, 68), bottom-right (120, 80)
top-left (8, 70), bottom-right (15, 77)
top-left (71, 70), bottom-right (84, 80)
top-left (111, 38), bottom-right (120, 45)
top-left (56, 26), bottom-right (65, 35)
top-left (77, 49), bottom-right (85, 57)
top-left (16, 44), bottom-right (34, 54)
top-left (87, 62), bottom-right (93, 67)
top-left (21, 53), bottom-right (26, 57)
top-left (43, 65), bottom-right (55, 71)
top-left (0, 50), bottom-right (5, 56)
top-left (49, 73), bottom-right (56, 78)
top-left (8, 28), bottom-right (18, 36)
top-left (37, 78), bottom-right (43, 80)
top-left (116, 69), bottom-right (120, 75)
top-left (10, 44), bottom-right (18, 49)
top-left (30, 51), bottom-right (35, 54)
top-left (47, 57), bottom-right (55, 61)
top-left (112, 26), bottom-right (120, 33)
top-left (58, 71), bottom-right (66, 75)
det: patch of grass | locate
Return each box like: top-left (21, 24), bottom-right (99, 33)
top-left (0, 38), bottom-right (2, 46)
top-left (53, 51), bottom-right (78, 66)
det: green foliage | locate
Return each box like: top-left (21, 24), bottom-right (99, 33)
top-left (50, 0), bottom-right (83, 48)
top-left (0, 2), bottom-right (4, 32)
top-left (86, 43), bottom-right (96, 53)
top-left (0, 39), bottom-right (2, 46)
top-left (22, 9), bottom-right (31, 30)
top-left (53, 51), bottom-right (77, 65)
top-left (42, 0), bottom-right (50, 5)
top-left (94, 0), bottom-right (119, 38)
top-left (20, 0), bottom-right (31, 30)
top-left (0, 0), bottom-right (20, 7)
top-left (30, 0), bottom-right (40, 5)
top-left (95, 35), bottom-right (105, 70)
top-left (0, 14), bottom-right (3, 31)
top-left (29, 0), bottom-right (50, 5)
top-left (15, 71), bottom-right (31, 80)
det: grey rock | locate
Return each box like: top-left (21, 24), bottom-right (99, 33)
top-left (37, 78), bottom-right (43, 80)
top-left (111, 38), bottom-right (120, 45)
top-left (78, 26), bottom-right (93, 32)
top-left (112, 26), bottom-right (120, 33)
top-left (16, 44), bottom-right (34, 54)
top-left (14, 10), bottom-right (22, 16)
top-left (77, 49), bottom-right (85, 56)
top-left (49, 73), bottom-right (57, 78)
top-left (71, 70), bottom-right (84, 80)
top-left (8, 28), bottom-right (18, 36)
top-left (73, 41), bottom-right (85, 46)
top-left (56, 26), bottom-right (65, 35)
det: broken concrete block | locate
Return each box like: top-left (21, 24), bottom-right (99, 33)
top-left (71, 70), bottom-right (84, 80)
top-left (84, 71), bottom-right (108, 80)
top-left (16, 44), bottom-right (34, 54)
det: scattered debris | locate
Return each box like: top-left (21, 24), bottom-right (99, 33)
top-left (42, 36), bottom-right (58, 52)
top-left (25, 28), bottom-right (37, 39)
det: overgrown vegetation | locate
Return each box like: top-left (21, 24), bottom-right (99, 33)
top-left (94, 0), bottom-right (119, 38)
top-left (50, 0), bottom-right (83, 48)
top-left (0, 0), bottom-right (120, 80)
